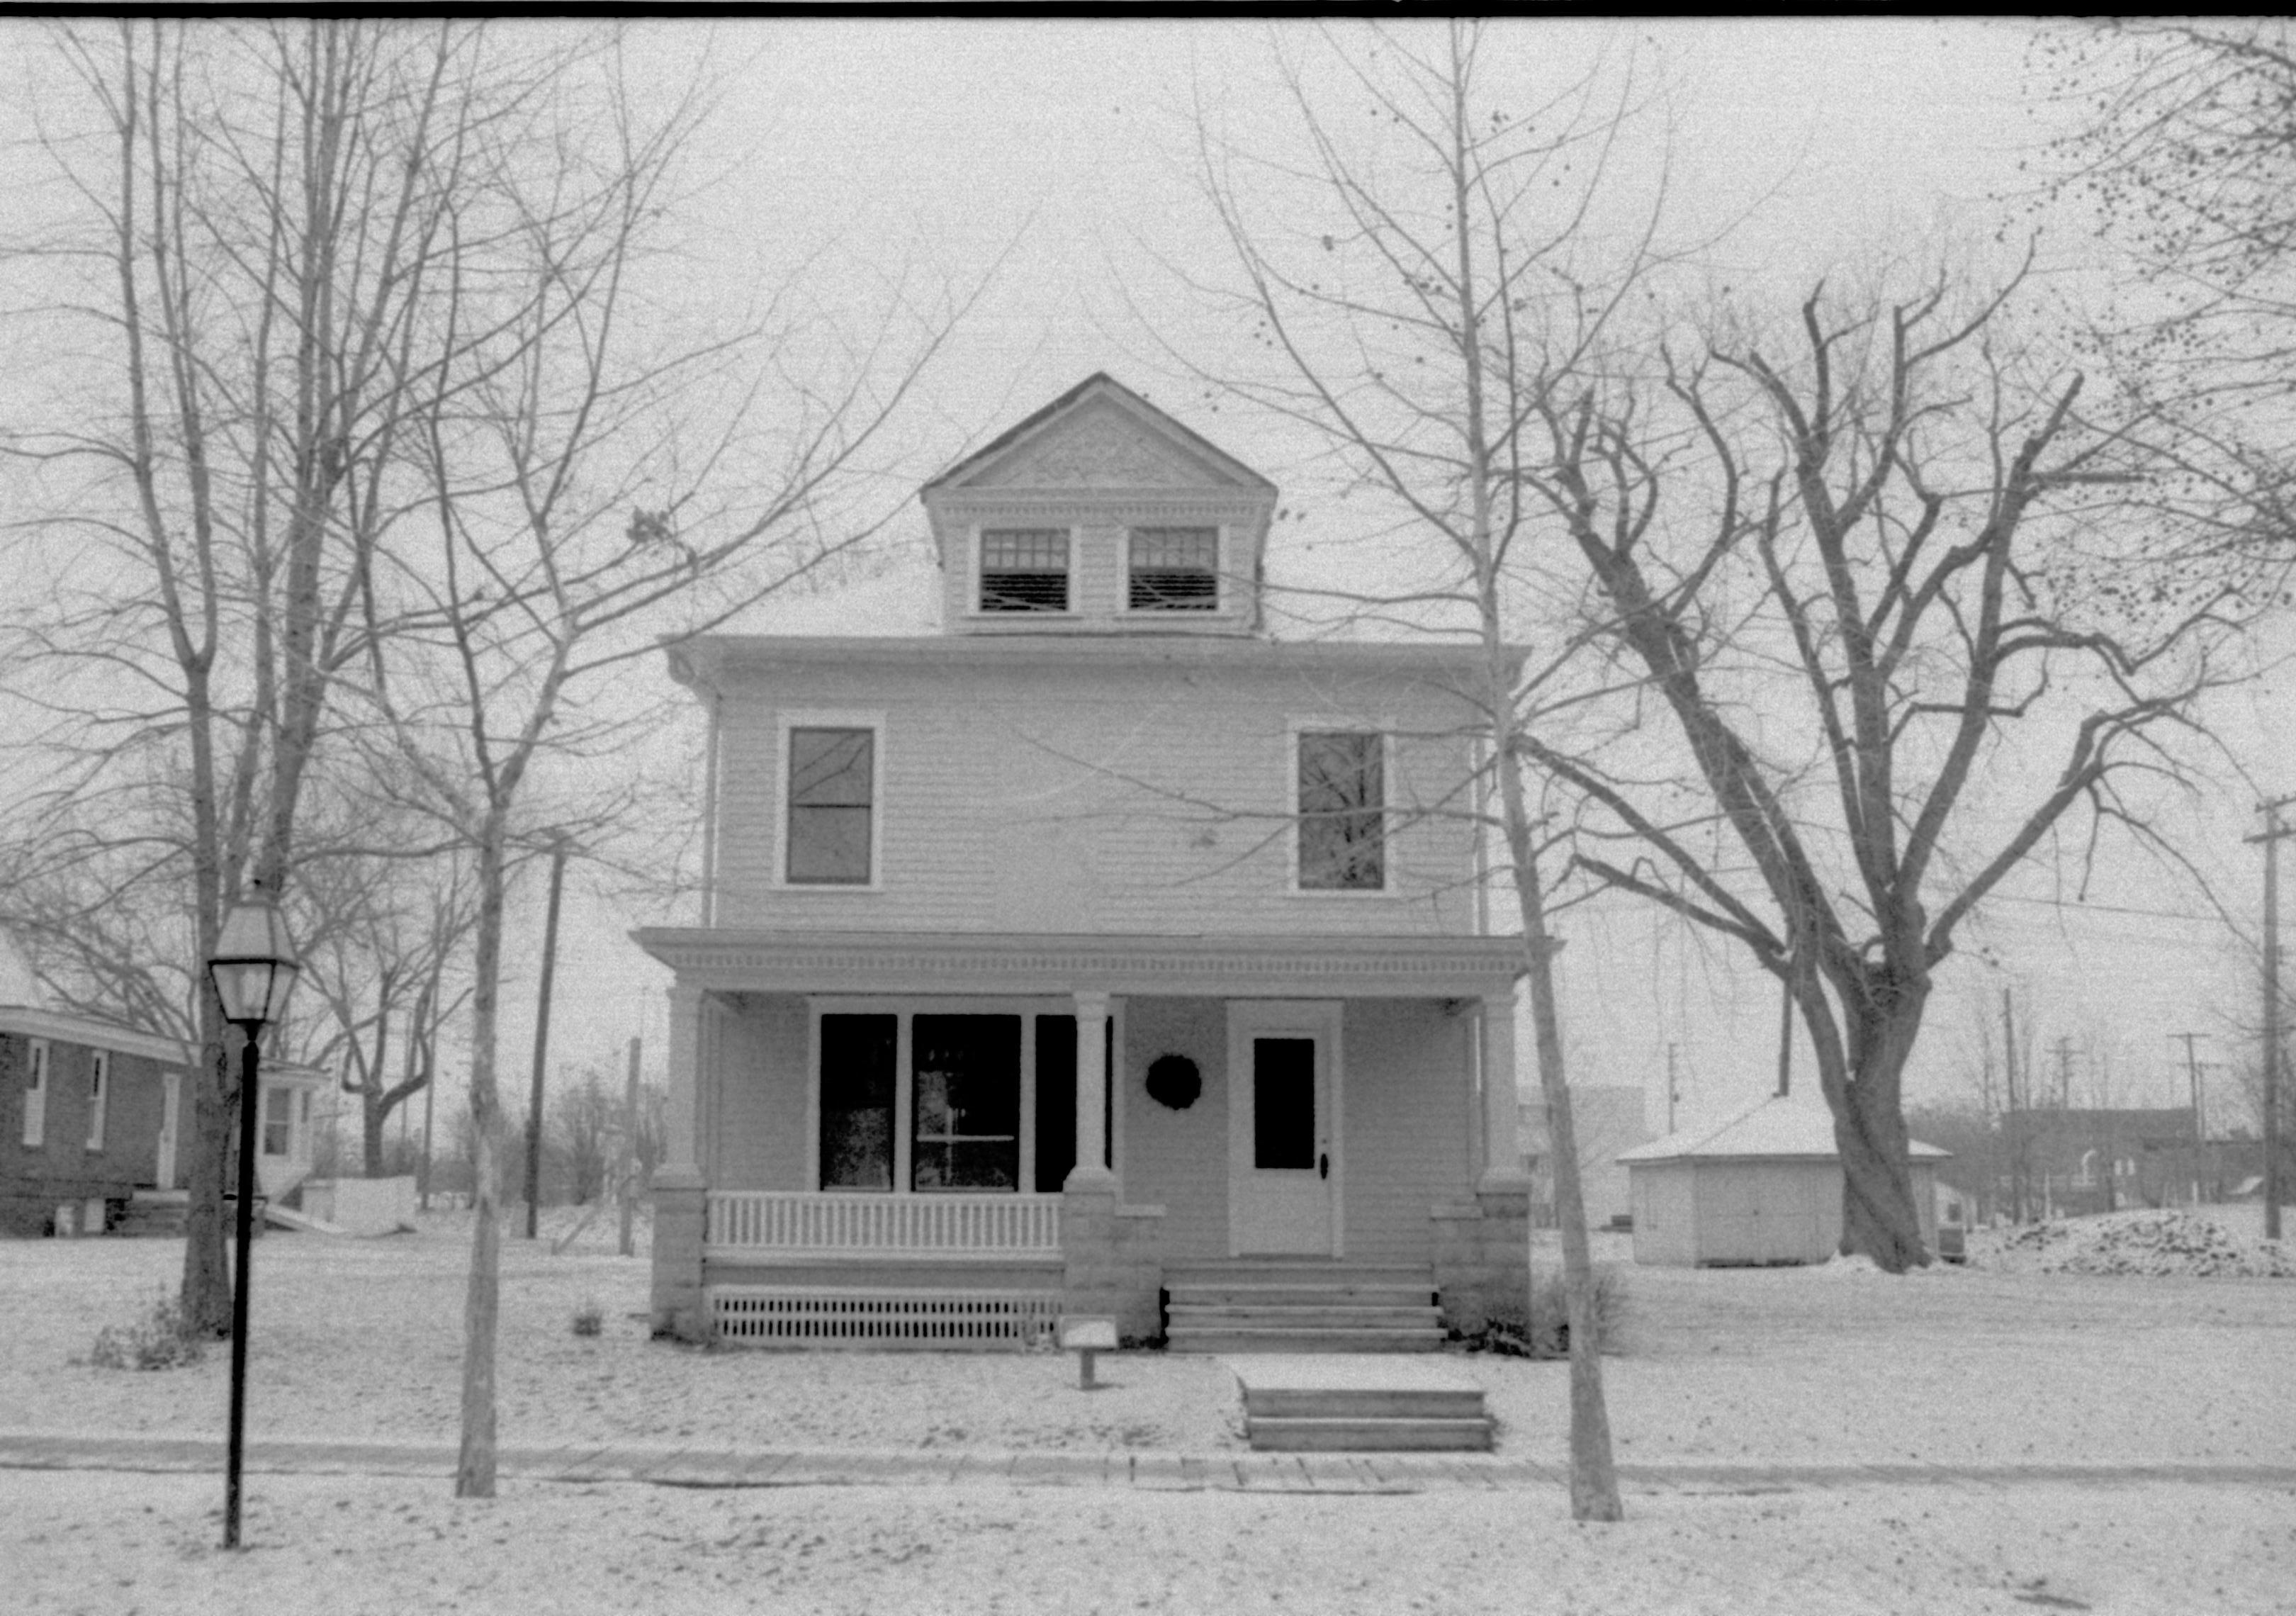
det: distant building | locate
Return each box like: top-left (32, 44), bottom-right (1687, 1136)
top-left (1616, 1096), bottom-right (1950, 1266)
top-left (2002, 1107), bottom-right (2200, 1218)
top-left (1520, 1084), bottom-right (1650, 1227)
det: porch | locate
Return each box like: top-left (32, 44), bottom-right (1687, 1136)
top-left (638, 928), bottom-right (1535, 1347)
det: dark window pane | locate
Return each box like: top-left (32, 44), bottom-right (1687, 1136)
top-left (1298, 731), bottom-right (1384, 890)
top-left (1254, 1038), bottom-right (1316, 1169)
top-left (787, 728), bottom-right (874, 884)
top-left (820, 1014), bottom-right (896, 1190)
top-left (981, 528), bottom-right (1069, 612)
top-left (1128, 527), bottom-right (1219, 610)
top-left (1032, 1014), bottom-right (1113, 1189)
top-left (913, 1015), bottom-right (1020, 1191)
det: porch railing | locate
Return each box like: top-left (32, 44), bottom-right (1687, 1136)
top-left (705, 1191), bottom-right (1063, 1260)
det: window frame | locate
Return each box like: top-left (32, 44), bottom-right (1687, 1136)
top-left (972, 524), bottom-right (1079, 617)
top-left (1287, 722), bottom-right (1396, 897)
top-left (84, 1049), bottom-right (108, 1152)
top-left (1123, 524), bottom-right (1225, 614)
top-left (774, 711), bottom-right (887, 892)
top-left (21, 1038), bottom-right (47, 1148)
top-left (261, 1082), bottom-right (295, 1158)
top-left (804, 997), bottom-right (1125, 1194)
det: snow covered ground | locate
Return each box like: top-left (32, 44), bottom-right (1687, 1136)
top-left (4, 1208), bottom-right (2292, 1614)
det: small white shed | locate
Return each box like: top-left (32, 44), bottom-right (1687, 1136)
top-left (1616, 1098), bottom-right (1950, 1267)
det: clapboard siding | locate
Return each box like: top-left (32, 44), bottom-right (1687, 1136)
top-left (710, 994), bottom-right (809, 1192)
top-left (711, 659), bottom-right (1483, 936)
top-left (1116, 997), bottom-right (1229, 1261)
top-left (1340, 1000), bottom-right (1473, 1264)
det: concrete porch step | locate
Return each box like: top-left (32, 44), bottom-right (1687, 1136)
top-left (1245, 1416), bottom-right (1493, 1453)
top-left (1170, 1326), bottom-right (1445, 1354)
top-left (1241, 1385), bottom-right (1487, 1421)
top-left (1165, 1262), bottom-right (1433, 1289)
top-left (1166, 1283), bottom-right (1435, 1308)
top-left (1168, 1304), bottom-right (1443, 1332)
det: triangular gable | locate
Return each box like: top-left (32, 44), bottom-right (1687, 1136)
top-left (923, 374), bottom-right (1274, 495)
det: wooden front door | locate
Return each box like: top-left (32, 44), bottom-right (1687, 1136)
top-left (1227, 1002), bottom-right (1341, 1256)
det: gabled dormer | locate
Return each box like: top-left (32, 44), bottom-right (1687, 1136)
top-left (920, 374), bottom-right (1278, 636)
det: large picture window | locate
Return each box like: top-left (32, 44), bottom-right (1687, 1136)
top-left (979, 528), bottom-right (1070, 612)
top-left (818, 1014), bottom-right (897, 1190)
top-left (785, 726), bottom-right (876, 885)
top-left (1127, 527), bottom-right (1219, 610)
top-left (911, 1015), bottom-right (1021, 1191)
top-left (1297, 730), bottom-right (1385, 891)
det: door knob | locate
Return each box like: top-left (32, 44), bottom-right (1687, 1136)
top-left (1319, 1152), bottom-right (1329, 1179)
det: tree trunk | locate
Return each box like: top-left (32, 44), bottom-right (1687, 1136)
top-left (1826, 1004), bottom-right (1930, 1271)
top-left (1498, 736), bottom-right (1623, 1522)
top-left (179, 1043), bottom-right (236, 1337)
top-left (454, 824), bottom-right (508, 1498)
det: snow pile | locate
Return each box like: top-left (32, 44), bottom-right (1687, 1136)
top-left (1974, 1208), bottom-right (2296, 1279)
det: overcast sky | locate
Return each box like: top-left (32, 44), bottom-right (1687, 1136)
top-left (4, 18), bottom-right (2286, 1138)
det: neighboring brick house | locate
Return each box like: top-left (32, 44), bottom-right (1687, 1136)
top-left (3, 1004), bottom-right (329, 1238)
top-left (639, 374), bottom-right (1533, 1348)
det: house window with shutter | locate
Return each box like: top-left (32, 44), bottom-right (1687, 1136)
top-left (1297, 731), bottom-right (1385, 891)
top-left (978, 529), bottom-right (1071, 612)
top-left (1127, 527), bottom-right (1219, 610)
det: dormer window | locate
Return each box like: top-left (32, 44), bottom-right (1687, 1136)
top-left (1127, 527), bottom-right (1220, 611)
top-left (979, 528), bottom-right (1070, 612)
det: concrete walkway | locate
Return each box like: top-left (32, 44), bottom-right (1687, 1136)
top-left (3, 1432), bottom-right (2290, 1496)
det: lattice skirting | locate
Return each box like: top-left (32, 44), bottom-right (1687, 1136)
top-left (709, 1285), bottom-right (1064, 1348)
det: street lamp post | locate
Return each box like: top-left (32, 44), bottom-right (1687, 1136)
top-left (206, 885), bottom-right (300, 1552)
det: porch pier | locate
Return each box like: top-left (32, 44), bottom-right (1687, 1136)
top-left (1061, 989), bottom-right (1161, 1338)
top-left (651, 982), bottom-right (709, 1340)
top-left (1433, 992), bottom-right (1531, 1333)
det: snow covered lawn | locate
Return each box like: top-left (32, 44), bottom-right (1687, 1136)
top-left (5, 1209), bottom-right (2292, 1613)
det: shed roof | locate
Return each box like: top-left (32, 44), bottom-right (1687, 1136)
top-left (1616, 1096), bottom-right (1949, 1165)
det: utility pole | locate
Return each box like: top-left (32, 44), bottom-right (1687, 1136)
top-left (2249, 797), bottom-right (2294, 1241)
top-left (2171, 1032), bottom-right (2207, 1206)
top-left (523, 836), bottom-right (570, 1240)
top-left (617, 1035), bottom-right (641, 1259)
top-left (2054, 1036), bottom-right (2075, 1111)
top-left (1666, 1043), bottom-right (1681, 1133)
top-left (2002, 989), bottom-right (2025, 1224)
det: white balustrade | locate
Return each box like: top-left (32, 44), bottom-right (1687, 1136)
top-left (706, 1191), bottom-right (1063, 1258)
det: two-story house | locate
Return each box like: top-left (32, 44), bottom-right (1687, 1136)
top-left (639, 375), bottom-right (1531, 1349)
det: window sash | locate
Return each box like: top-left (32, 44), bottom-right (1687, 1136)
top-left (22, 1039), bottom-right (47, 1148)
top-left (786, 727), bottom-right (875, 885)
top-left (819, 1014), bottom-right (898, 1190)
top-left (1127, 527), bottom-right (1219, 611)
top-left (911, 1015), bottom-right (1021, 1191)
top-left (979, 528), bottom-right (1070, 612)
top-left (261, 1084), bottom-right (294, 1157)
top-left (1297, 731), bottom-right (1385, 890)
top-left (85, 1052), bottom-right (108, 1152)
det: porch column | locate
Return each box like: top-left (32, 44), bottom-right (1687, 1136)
top-left (651, 980), bottom-right (708, 1340)
top-left (662, 982), bottom-right (706, 1179)
top-left (1479, 992), bottom-right (1532, 1191)
top-left (1069, 989), bottom-right (1115, 1188)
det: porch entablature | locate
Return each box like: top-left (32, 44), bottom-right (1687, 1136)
top-left (630, 927), bottom-right (1524, 1001)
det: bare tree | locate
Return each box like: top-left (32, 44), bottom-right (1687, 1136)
top-left (4, 20), bottom-right (551, 1334)
top-left (1176, 19), bottom-right (1695, 1522)
top-left (1516, 261), bottom-right (2266, 1269)
top-left (352, 50), bottom-right (977, 1498)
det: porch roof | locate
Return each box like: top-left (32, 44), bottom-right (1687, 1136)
top-left (630, 927), bottom-right (1524, 999)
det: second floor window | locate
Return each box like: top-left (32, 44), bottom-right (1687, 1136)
top-left (1127, 527), bottom-right (1219, 610)
top-left (786, 726), bottom-right (876, 885)
top-left (979, 528), bottom-right (1070, 612)
top-left (1298, 731), bottom-right (1385, 891)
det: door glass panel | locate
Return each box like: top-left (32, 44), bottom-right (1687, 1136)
top-left (1253, 1037), bottom-right (1316, 1169)
top-left (819, 1014), bottom-right (896, 1189)
top-left (912, 1015), bottom-right (1021, 1191)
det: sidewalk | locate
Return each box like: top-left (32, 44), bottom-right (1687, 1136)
top-left (4, 1432), bottom-right (2290, 1496)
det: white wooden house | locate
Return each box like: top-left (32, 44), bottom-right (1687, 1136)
top-left (1617, 1096), bottom-right (1949, 1267)
top-left (641, 375), bottom-right (1533, 1349)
